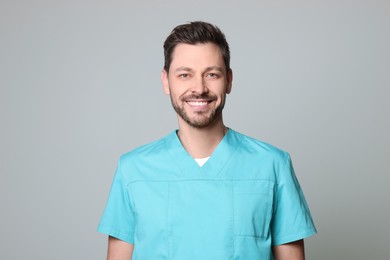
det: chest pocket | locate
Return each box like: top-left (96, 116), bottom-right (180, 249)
top-left (233, 180), bottom-right (274, 238)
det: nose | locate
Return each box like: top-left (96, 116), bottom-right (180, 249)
top-left (191, 75), bottom-right (209, 95)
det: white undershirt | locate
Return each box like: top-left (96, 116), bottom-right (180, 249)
top-left (194, 157), bottom-right (210, 167)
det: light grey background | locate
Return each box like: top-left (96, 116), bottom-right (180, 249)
top-left (1, 0), bottom-right (389, 259)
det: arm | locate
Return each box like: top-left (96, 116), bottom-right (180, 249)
top-left (107, 236), bottom-right (134, 260)
top-left (272, 239), bottom-right (305, 260)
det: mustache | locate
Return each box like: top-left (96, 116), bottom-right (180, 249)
top-left (181, 94), bottom-right (217, 100)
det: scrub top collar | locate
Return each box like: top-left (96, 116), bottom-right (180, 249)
top-left (164, 128), bottom-right (243, 178)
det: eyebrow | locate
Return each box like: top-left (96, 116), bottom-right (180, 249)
top-left (174, 67), bottom-right (193, 73)
top-left (174, 66), bottom-right (224, 73)
top-left (204, 66), bottom-right (224, 73)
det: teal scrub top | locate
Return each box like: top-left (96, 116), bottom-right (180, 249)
top-left (98, 129), bottom-right (317, 259)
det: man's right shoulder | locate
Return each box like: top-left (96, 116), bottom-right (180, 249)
top-left (114, 131), bottom-right (178, 181)
top-left (120, 133), bottom-right (174, 166)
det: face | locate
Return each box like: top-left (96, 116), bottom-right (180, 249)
top-left (162, 43), bottom-right (232, 129)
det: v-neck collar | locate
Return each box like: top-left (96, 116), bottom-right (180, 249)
top-left (164, 128), bottom-right (242, 178)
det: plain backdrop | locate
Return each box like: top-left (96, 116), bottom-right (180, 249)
top-left (1, 0), bottom-right (389, 259)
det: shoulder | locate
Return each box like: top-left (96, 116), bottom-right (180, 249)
top-left (119, 132), bottom-right (173, 165)
top-left (230, 129), bottom-right (289, 163)
top-left (114, 131), bottom-right (177, 182)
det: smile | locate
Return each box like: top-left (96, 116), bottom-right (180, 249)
top-left (186, 101), bottom-right (210, 107)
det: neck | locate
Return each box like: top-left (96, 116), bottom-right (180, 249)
top-left (177, 119), bottom-right (227, 159)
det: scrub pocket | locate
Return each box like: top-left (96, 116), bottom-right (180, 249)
top-left (233, 180), bottom-right (274, 238)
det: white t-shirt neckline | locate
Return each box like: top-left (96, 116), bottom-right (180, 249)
top-left (194, 157), bottom-right (210, 167)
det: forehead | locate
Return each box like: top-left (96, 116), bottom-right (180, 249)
top-left (170, 43), bottom-right (225, 71)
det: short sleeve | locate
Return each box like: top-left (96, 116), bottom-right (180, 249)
top-left (97, 158), bottom-right (135, 244)
top-left (271, 154), bottom-right (317, 246)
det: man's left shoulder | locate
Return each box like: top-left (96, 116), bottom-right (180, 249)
top-left (230, 129), bottom-right (289, 162)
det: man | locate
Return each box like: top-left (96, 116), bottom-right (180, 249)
top-left (98, 21), bottom-right (317, 259)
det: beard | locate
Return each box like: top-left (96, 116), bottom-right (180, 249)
top-left (170, 93), bottom-right (226, 129)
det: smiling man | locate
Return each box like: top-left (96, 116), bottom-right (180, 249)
top-left (98, 21), bottom-right (317, 260)
top-left (163, 43), bottom-right (231, 131)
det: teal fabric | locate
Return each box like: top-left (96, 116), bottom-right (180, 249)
top-left (98, 129), bottom-right (317, 259)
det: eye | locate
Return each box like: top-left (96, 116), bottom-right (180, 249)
top-left (206, 73), bottom-right (219, 78)
top-left (178, 73), bottom-right (190, 79)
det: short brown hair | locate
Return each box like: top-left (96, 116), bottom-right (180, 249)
top-left (163, 21), bottom-right (230, 72)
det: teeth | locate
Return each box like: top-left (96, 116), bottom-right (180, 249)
top-left (188, 101), bottom-right (208, 106)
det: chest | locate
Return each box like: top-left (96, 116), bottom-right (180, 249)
top-left (128, 179), bottom-right (275, 259)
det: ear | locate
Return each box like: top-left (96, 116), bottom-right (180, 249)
top-left (161, 69), bottom-right (170, 95)
top-left (226, 68), bottom-right (233, 94)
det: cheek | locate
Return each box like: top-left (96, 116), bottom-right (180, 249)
top-left (170, 90), bottom-right (185, 102)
